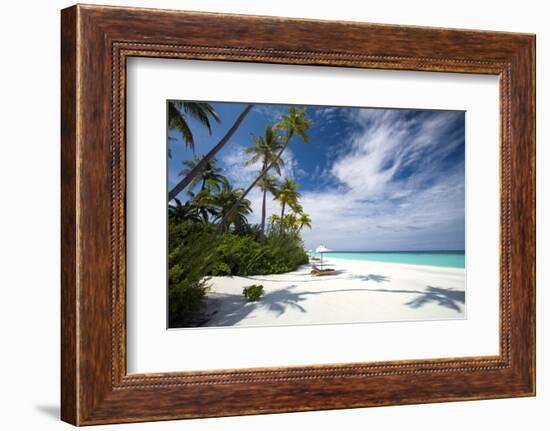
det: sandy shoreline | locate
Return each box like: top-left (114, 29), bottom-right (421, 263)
top-left (202, 257), bottom-right (465, 327)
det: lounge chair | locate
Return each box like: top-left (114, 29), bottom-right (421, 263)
top-left (310, 264), bottom-right (336, 276)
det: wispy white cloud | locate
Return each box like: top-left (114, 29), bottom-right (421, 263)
top-left (251, 105), bottom-right (286, 123)
top-left (314, 107), bottom-right (340, 122)
top-left (300, 109), bottom-right (465, 250)
top-left (300, 167), bottom-right (464, 250)
top-left (330, 109), bottom-right (462, 199)
top-left (221, 144), bottom-right (298, 188)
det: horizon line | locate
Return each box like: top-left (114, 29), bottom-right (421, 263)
top-left (307, 249), bottom-right (465, 253)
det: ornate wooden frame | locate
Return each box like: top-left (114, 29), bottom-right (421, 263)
top-left (61, 4), bottom-right (535, 426)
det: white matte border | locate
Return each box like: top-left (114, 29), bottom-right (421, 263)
top-left (127, 58), bottom-right (500, 373)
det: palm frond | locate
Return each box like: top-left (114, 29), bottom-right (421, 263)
top-left (168, 102), bottom-right (194, 150)
top-left (244, 153), bottom-right (262, 165)
top-left (175, 101), bottom-right (220, 134)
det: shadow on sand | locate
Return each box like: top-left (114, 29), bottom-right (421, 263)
top-left (366, 285), bottom-right (465, 312)
top-left (206, 285), bottom-right (378, 326)
top-left (204, 276), bottom-right (464, 326)
top-left (242, 270), bottom-right (346, 283)
top-left (242, 271), bottom-right (389, 283)
top-left (405, 286), bottom-right (465, 312)
top-left (345, 273), bottom-right (390, 283)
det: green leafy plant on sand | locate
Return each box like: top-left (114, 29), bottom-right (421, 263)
top-left (243, 285), bottom-right (264, 302)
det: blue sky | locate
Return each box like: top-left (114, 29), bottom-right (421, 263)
top-left (168, 102), bottom-right (465, 251)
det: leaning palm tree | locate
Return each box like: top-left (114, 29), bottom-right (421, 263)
top-left (274, 178), bottom-right (302, 234)
top-left (168, 104), bottom-right (254, 201)
top-left (244, 126), bottom-right (285, 237)
top-left (213, 178), bottom-right (252, 232)
top-left (179, 156), bottom-right (224, 193)
top-left (168, 101), bottom-right (220, 152)
top-left (217, 107), bottom-right (312, 227)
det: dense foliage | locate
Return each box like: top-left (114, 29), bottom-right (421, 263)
top-left (168, 222), bottom-right (216, 327)
top-left (208, 226), bottom-right (308, 276)
top-left (168, 105), bottom-right (313, 327)
top-left (168, 220), bottom-right (308, 326)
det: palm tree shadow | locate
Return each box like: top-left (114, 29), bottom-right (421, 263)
top-left (405, 286), bottom-right (465, 312)
top-left (346, 273), bottom-right (390, 283)
top-left (204, 284), bottom-right (465, 327)
top-left (245, 271), bottom-right (387, 283)
top-left (361, 285), bottom-right (465, 313)
top-left (205, 285), bottom-right (372, 326)
top-left (205, 286), bottom-right (304, 326)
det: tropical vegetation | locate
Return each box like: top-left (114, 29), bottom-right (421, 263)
top-left (168, 104), bottom-right (314, 327)
top-left (167, 101), bottom-right (220, 154)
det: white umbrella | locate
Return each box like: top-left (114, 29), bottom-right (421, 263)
top-left (315, 245), bottom-right (331, 268)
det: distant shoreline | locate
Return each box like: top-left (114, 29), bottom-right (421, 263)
top-left (309, 250), bottom-right (465, 254)
top-left (309, 251), bottom-right (465, 269)
top-left (318, 256), bottom-right (465, 272)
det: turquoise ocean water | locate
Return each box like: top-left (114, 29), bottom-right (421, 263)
top-left (314, 251), bottom-right (465, 269)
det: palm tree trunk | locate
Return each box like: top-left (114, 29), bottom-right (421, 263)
top-left (260, 188), bottom-right (267, 238)
top-left (280, 201), bottom-right (286, 234)
top-left (218, 134), bottom-right (292, 228)
top-left (259, 160), bottom-right (268, 238)
top-left (168, 104), bottom-right (254, 201)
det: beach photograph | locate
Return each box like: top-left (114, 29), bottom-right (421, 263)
top-left (167, 101), bottom-right (466, 328)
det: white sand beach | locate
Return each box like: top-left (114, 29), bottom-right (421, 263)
top-left (203, 257), bottom-right (465, 327)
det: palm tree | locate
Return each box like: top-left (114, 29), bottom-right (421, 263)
top-left (244, 126), bottom-right (284, 237)
top-left (168, 198), bottom-right (202, 224)
top-left (217, 107), bottom-right (312, 227)
top-left (168, 104), bottom-right (254, 201)
top-left (267, 214), bottom-right (280, 225)
top-left (187, 189), bottom-right (218, 223)
top-left (275, 106), bottom-right (312, 147)
top-left (168, 101), bottom-right (220, 152)
top-left (213, 178), bottom-right (252, 232)
top-left (179, 156), bottom-right (224, 193)
top-left (266, 214), bottom-right (282, 235)
top-left (257, 173), bottom-right (279, 224)
top-left (274, 178), bottom-right (302, 233)
top-left (283, 213), bottom-right (299, 233)
top-left (297, 212), bottom-right (312, 231)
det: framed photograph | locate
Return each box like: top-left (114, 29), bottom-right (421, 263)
top-left (164, 101), bottom-right (468, 330)
top-left (61, 4), bottom-right (535, 425)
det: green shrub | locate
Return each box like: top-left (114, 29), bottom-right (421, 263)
top-left (210, 261), bottom-right (232, 276)
top-left (168, 221), bottom-right (218, 327)
top-left (243, 284), bottom-right (264, 302)
top-left (168, 219), bottom-right (309, 326)
top-left (205, 231), bottom-right (308, 276)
